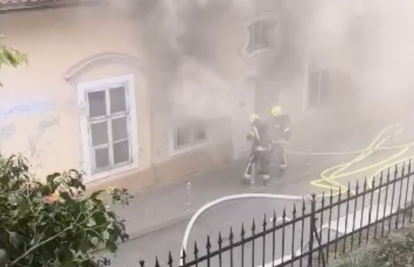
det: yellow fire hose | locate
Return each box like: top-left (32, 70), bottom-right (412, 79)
top-left (307, 124), bottom-right (414, 197)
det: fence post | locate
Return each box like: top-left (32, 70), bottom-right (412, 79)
top-left (308, 194), bottom-right (316, 267)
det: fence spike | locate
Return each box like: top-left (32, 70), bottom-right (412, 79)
top-left (320, 191), bottom-right (325, 205)
top-left (218, 231), bottom-right (223, 246)
top-left (379, 171), bottom-right (384, 183)
top-left (387, 168), bottom-right (391, 181)
top-left (302, 199), bottom-right (306, 212)
top-left (262, 213), bottom-right (267, 228)
top-left (206, 235), bottom-right (212, 250)
top-left (139, 260), bottom-right (145, 267)
top-left (229, 227), bottom-right (234, 242)
top-left (355, 180), bottom-right (360, 193)
top-left (273, 210), bottom-right (277, 224)
top-left (168, 251), bottom-right (173, 267)
top-left (347, 181), bottom-right (351, 196)
top-left (155, 257), bottom-right (160, 267)
top-left (338, 186), bottom-right (343, 199)
top-left (293, 203), bottom-right (297, 215)
top-left (182, 248), bottom-right (187, 263)
top-left (372, 176), bottom-right (376, 188)
top-left (394, 164), bottom-right (399, 176)
top-left (241, 222), bottom-right (246, 238)
top-left (402, 162), bottom-right (406, 175)
top-left (283, 207), bottom-right (287, 218)
top-left (252, 218), bottom-right (256, 232)
top-left (194, 241), bottom-right (199, 257)
top-left (363, 177), bottom-right (368, 191)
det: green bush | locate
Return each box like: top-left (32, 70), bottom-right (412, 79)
top-left (336, 252), bottom-right (385, 267)
top-left (0, 155), bottom-right (132, 267)
top-left (372, 229), bottom-right (414, 267)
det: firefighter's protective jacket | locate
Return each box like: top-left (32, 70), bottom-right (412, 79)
top-left (247, 119), bottom-right (271, 148)
top-left (268, 114), bottom-right (291, 142)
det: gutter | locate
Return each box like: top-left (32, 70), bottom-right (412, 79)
top-left (0, 0), bottom-right (108, 14)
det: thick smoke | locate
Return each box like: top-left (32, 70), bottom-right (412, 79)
top-left (143, 0), bottom-right (240, 120)
top-left (307, 0), bottom-right (414, 123)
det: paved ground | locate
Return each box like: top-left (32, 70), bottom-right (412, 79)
top-left (96, 118), bottom-right (414, 267)
top-left (113, 114), bottom-right (382, 240)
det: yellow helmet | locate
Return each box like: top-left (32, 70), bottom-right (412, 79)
top-left (270, 106), bottom-right (282, 117)
top-left (249, 113), bottom-right (259, 124)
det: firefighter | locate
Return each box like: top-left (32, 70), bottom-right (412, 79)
top-left (268, 106), bottom-right (291, 171)
top-left (244, 113), bottom-right (272, 183)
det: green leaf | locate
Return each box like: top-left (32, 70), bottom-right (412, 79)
top-left (46, 172), bottom-right (61, 185)
top-left (103, 230), bottom-right (110, 240)
top-left (17, 198), bottom-right (30, 213)
top-left (90, 190), bottom-right (104, 199)
top-left (87, 218), bottom-right (97, 227)
top-left (90, 237), bottom-right (100, 246)
top-left (9, 231), bottom-right (21, 248)
top-left (105, 242), bottom-right (117, 253)
top-left (0, 249), bottom-right (7, 266)
top-left (60, 261), bottom-right (77, 267)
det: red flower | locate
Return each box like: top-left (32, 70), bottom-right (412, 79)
top-left (44, 189), bottom-right (60, 203)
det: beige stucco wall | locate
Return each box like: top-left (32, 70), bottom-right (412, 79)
top-left (0, 4), bottom-right (236, 191)
top-left (0, 5), bottom-right (150, 180)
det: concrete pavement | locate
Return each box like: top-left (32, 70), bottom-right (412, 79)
top-left (113, 115), bottom-right (385, 241)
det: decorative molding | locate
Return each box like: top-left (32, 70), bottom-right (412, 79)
top-left (76, 74), bottom-right (140, 182)
top-left (64, 52), bottom-right (144, 82)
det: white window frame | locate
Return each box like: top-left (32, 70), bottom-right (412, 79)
top-left (240, 12), bottom-right (280, 61)
top-left (168, 122), bottom-right (208, 157)
top-left (77, 74), bottom-right (139, 182)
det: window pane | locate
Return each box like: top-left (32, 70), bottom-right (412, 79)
top-left (193, 126), bottom-right (206, 142)
top-left (94, 147), bottom-right (110, 169)
top-left (262, 24), bottom-right (274, 46)
top-left (88, 91), bottom-right (106, 117)
top-left (175, 127), bottom-right (191, 148)
top-left (248, 23), bottom-right (256, 47)
top-left (110, 86), bottom-right (127, 114)
top-left (112, 116), bottom-right (128, 142)
top-left (91, 121), bottom-right (109, 146)
top-left (113, 140), bottom-right (130, 164)
top-left (253, 21), bottom-right (263, 46)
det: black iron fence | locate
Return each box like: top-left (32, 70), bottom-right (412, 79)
top-left (139, 162), bottom-right (414, 267)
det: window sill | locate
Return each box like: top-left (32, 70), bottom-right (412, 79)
top-left (83, 160), bottom-right (139, 184)
top-left (169, 141), bottom-right (208, 157)
top-left (240, 47), bottom-right (272, 63)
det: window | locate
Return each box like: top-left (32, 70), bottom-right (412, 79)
top-left (307, 70), bottom-right (329, 109)
top-left (78, 75), bottom-right (138, 178)
top-left (171, 123), bottom-right (207, 154)
top-left (246, 20), bottom-right (276, 55)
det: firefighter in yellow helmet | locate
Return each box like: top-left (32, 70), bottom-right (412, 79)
top-left (244, 113), bottom-right (272, 184)
top-left (268, 106), bottom-right (291, 174)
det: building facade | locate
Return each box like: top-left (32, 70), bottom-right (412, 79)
top-left (0, 0), bottom-right (342, 193)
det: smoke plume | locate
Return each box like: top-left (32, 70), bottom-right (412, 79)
top-left (307, 0), bottom-right (414, 123)
top-left (143, 0), bottom-right (241, 120)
